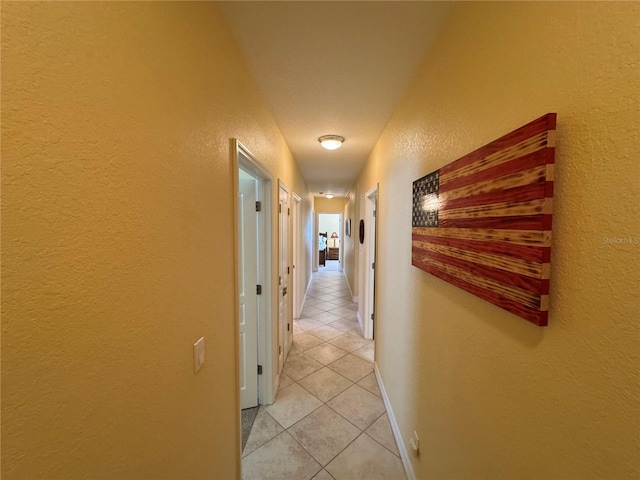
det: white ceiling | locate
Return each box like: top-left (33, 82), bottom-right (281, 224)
top-left (220, 1), bottom-right (451, 197)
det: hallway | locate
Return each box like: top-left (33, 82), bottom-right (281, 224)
top-left (241, 267), bottom-right (405, 479)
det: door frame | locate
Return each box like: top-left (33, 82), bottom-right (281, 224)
top-left (232, 139), bottom-right (275, 409)
top-left (278, 180), bottom-right (292, 373)
top-left (362, 184), bottom-right (378, 340)
top-left (292, 193), bottom-right (302, 319)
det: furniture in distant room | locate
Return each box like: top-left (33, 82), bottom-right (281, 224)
top-left (319, 232), bottom-right (327, 267)
top-left (328, 247), bottom-right (339, 260)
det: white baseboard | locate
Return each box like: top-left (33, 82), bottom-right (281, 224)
top-left (357, 310), bottom-right (363, 333)
top-left (352, 295), bottom-right (358, 304)
top-left (344, 271), bottom-right (355, 300)
top-left (374, 362), bottom-right (415, 480)
top-left (298, 274), bottom-right (314, 316)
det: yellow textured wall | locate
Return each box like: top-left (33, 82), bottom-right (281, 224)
top-left (357, 2), bottom-right (640, 479)
top-left (1, 2), bottom-right (310, 479)
top-left (313, 196), bottom-right (346, 213)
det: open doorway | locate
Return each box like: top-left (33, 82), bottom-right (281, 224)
top-left (360, 185), bottom-right (377, 340)
top-left (233, 140), bottom-right (275, 457)
top-left (318, 213), bottom-right (342, 271)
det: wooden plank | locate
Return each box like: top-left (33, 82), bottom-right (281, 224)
top-left (439, 165), bottom-right (548, 203)
top-left (412, 239), bottom-right (544, 278)
top-left (440, 149), bottom-right (554, 192)
top-left (412, 259), bottom-right (549, 326)
top-left (412, 233), bottom-right (548, 263)
top-left (437, 213), bottom-right (552, 231)
top-left (412, 227), bottom-right (550, 246)
top-left (439, 114), bottom-right (556, 177)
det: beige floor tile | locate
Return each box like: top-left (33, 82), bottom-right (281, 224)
top-left (298, 367), bottom-right (353, 403)
top-left (329, 306), bottom-right (357, 318)
top-left (311, 470), bottom-right (335, 480)
top-left (278, 373), bottom-right (295, 391)
top-left (323, 284), bottom-right (343, 290)
top-left (327, 384), bottom-right (385, 430)
top-left (304, 297), bottom-right (323, 307)
top-left (366, 414), bottom-right (399, 456)
top-left (329, 318), bottom-right (359, 333)
top-left (328, 354), bottom-right (373, 382)
top-left (328, 332), bottom-right (369, 352)
top-left (301, 305), bottom-right (324, 318)
top-left (352, 343), bottom-right (375, 363)
top-left (304, 343), bottom-right (348, 365)
top-left (242, 432), bottom-right (322, 480)
top-left (311, 311), bottom-right (343, 324)
top-left (289, 342), bottom-right (304, 357)
top-left (313, 302), bottom-right (337, 312)
top-left (325, 434), bottom-right (405, 480)
top-left (326, 291), bottom-right (350, 299)
top-left (309, 324), bottom-right (344, 341)
top-left (293, 332), bottom-right (324, 351)
top-left (243, 408), bottom-right (285, 457)
top-left (296, 318), bottom-right (326, 332)
top-left (357, 372), bottom-right (381, 397)
top-left (317, 293), bottom-right (339, 301)
top-left (289, 405), bottom-right (360, 466)
top-left (326, 297), bottom-right (352, 308)
top-left (264, 383), bottom-right (323, 428)
top-left (283, 353), bottom-right (323, 381)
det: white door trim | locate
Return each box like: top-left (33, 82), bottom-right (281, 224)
top-left (232, 139), bottom-right (275, 408)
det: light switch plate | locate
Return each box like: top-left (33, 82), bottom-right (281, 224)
top-left (194, 337), bottom-right (205, 373)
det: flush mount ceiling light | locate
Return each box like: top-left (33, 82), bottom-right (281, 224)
top-left (318, 135), bottom-right (345, 151)
top-left (325, 194), bottom-right (334, 199)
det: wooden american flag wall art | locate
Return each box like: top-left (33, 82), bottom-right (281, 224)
top-left (411, 113), bottom-right (556, 326)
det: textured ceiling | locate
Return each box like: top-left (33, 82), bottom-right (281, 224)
top-left (220, 1), bottom-right (450, 197)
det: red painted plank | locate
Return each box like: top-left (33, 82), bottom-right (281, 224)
top-left (439, 113), bottom-right (556, 177)
top-left (442, 183), bottom-right (546, 211)
top-left (438, 214), bottom-right (552, 231)
top-left (412, 248), bottom-right (545, 296)
top-left (412, 233), bottom-right (547, 263)
top-left (545, 181), bottom-right (554, 198)
top-left (440, 148), bottom-right (554, 193)
top-left (412, 259), bottom-right (548, 326)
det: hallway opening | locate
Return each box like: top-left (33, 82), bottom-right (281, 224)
top-left (318, 213), bottom-right (343, 271)
top-left (240, 268), bottom-right (400, 479)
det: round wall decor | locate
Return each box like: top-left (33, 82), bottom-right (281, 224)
top-left (359, 219), bottom-right (365, 244)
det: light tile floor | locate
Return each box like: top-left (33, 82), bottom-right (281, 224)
top-left (242, 264), bottom-right (406, 480)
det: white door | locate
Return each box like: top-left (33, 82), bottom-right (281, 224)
top-left (363, 186), bottom-right (378, 340)
top-left (278, 183), bottom-right (291, 372)
top-left (238, 170), bottom-right (258, 409)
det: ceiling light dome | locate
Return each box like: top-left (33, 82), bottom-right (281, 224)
top-left (318, 135), bottom-right (345, 150)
